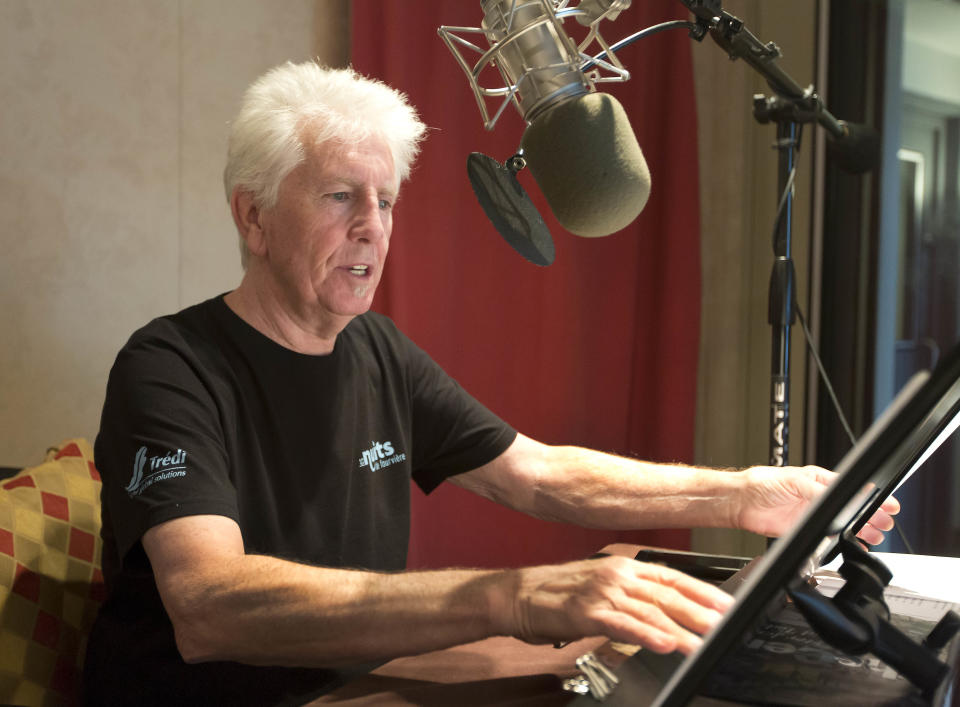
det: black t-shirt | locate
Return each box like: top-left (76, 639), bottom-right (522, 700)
top-left (83, 295), bottom-right (516, 706)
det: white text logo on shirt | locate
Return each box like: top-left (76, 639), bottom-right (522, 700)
top-left (357, 440), bottom-right (407, 472)
top-left (125, 446), bottom-right (188, 497)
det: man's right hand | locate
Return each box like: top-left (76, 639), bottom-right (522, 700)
top-left (491, 555), bottom-right (734, 655)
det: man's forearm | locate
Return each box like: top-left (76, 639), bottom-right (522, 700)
top-left (457, 435), bottom-right (855, 540)
top-left (529, 445), bottom-right (742, 530)
top-left (456, 436), bottom-right (744, 531)
top-left (167, 552), bottom-right (735, 667)
top-left (167, 554), bottom-right (507, 667)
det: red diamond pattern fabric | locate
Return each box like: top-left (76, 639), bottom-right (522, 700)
top-left (0, 528), bottom-right (13, 557)
top-left (67, 528), bottom-right (95, 564)
top-left (41, 492), bottom-right (70, 522)
top-left (0, 439), bottom-right (103, 707)
top-left (54, 444), bottom-right (82, 460)
top-left (32, 611), bottom-right (60, 650)
top-left (3, 475), bottom-right (36, 491)
top-left (13, 563), bottom-right (42, 603)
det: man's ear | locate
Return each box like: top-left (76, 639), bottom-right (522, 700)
top-left (230, 188), bottom-right (268, 258)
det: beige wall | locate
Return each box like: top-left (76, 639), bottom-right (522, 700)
top-left (0, 1), bottom-right (345, 467)
top-left (691, 1), bottom-right (818, 556)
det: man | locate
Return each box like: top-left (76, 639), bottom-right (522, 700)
top-left (83, 61), bottom-right (897, 706)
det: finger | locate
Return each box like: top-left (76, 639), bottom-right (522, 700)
top-left (880, 495), bottom-right (901, 515)
top-left (599, 612), bottom-right (685, 654)
top-left (594, 603), bottom-right (704, 656)
top-left (621, 579), bottom-right (726, 637)
top-left (584, 562), bottom-right (729, 635)
top-left (804, 466), bottom-right (836, 488)
top-left (570, 559), bottom-right (729, 652)
top-left (866, 508), bottom-right (895, 532)
top-left (673, 631), bottom-right (704, 656)
top-left (638, 564), bottom-right (735, 612)
top-left (856, 522), bottom-right (886, 546)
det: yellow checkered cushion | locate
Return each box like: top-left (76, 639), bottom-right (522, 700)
top-left (0, 439), bottom-right (103, 707)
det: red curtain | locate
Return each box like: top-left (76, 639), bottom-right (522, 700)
top-left (351, 1), bottom-right (701, 569)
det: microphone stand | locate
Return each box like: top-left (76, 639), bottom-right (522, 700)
top-left (681, 0), bottom-right (848, 468)
top-left (762, 111), bottom-right (799, 468)
top-left (676, 6), bottom-right (960, 701)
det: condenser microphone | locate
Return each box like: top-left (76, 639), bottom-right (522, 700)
top-left (440, 0), bottom-right (652, 250)
top-left (521, 91), bottom-right (651, 238)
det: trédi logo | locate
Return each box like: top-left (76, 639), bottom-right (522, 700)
top-left (126, 445), bottom-right (188, 497)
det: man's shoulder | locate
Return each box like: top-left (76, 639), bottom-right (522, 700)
top-left (128, 294), bottom-right (222, 339)
top-left (116, 295), bottom-right (227, 369)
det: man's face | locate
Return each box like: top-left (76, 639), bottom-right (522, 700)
top-left (257, 134), bottom-right (399, 329)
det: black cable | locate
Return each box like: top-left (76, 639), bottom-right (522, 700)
top-left (794, 303), bottom-right (916, 555)
top-left (795, 306), bottom-right (857, 447)
top-left (771, 165), bottom-right (797, 248)
top-left (582, 20), bottom-right (697, 71)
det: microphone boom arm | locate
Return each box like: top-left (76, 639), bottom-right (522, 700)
top-left (680, 0), bottom-right (848, 140)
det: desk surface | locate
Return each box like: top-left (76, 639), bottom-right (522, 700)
top-left (312, 636), bottom-right (608, 706)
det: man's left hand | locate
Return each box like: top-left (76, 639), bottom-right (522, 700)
top-left (735, 465), bottom-right (900, 544)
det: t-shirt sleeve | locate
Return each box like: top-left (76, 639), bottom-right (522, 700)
top-left (96, 324), bottom-right (239, 564)
top-left (398, 331), bottom-right (518, 494)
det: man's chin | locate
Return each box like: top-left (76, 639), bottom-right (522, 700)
top-left (352, 283), bottom-right (374, 301)
top-left (334, 295), bottom-right (376, 318)
top-left (316, 281), bottom-right (380, 319)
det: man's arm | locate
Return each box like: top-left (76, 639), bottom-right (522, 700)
top-left (450, 434), bottom-right (898, 544)
top-left (143, 514), bottom-right (733, 668)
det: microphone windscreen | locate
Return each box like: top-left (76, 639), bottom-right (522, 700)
top-left (520, 92), bottom-right (651, 238)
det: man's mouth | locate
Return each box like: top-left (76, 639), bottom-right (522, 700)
top-left (348, 265), bottom-right (369, 277)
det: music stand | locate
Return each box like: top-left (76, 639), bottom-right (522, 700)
top-left (571, 341), bottom-right (960, 705)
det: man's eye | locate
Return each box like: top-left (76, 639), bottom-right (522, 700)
top-left (379, 199), bottom-right (392, 210)
top-left (330, 192), bottom-right (349, 202)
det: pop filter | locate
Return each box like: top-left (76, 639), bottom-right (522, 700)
top-left (466, 152), bottom-right (555, 267)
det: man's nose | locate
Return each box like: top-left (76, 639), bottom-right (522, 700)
top-left (349, 194), bottom-right (386, 242)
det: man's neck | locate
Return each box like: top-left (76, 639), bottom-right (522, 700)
top-left (224, 276), bottom-right (349, 356)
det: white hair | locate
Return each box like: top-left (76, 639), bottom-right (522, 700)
top-left (223, 61), bottom-right (428, 266)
